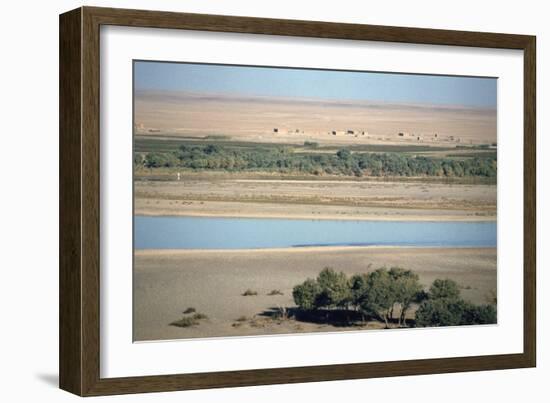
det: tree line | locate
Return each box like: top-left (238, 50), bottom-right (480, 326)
top-left (135, 144), bottom-right (497, 178)
top-left (292, 267), bottom-right (497, 328)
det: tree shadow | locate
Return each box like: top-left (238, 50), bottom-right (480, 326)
top-left (259, 306), bottom-right (371, 328)
top-left (258, 306), bottom-right (417, 328)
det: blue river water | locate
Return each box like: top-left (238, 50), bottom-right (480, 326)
top-left (134, 216), bottom-right (496, 250)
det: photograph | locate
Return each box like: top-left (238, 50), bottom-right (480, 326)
top-left (132, 60), bottom-right (498, 342)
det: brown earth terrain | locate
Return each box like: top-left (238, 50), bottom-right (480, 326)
top-left (134, 247), bottom-right (497, 341)
top-left (134, 91), bottom-right (497, 146)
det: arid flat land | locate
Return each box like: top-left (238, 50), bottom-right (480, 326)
top-left (134, 177), bottom-right (496, 221)
top-left (134, 91), bottom-right (497, 146)
top-left (134, 247), bottom-right (497, 341)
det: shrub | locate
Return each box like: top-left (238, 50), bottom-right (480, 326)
top-left (170, 317), bottom-right (199, 328)
top-left (267, 289), bottom-right (284, 296)
top-left (415, 299), bottom-right (497, 327)
top-left (192, 313), bottom-right (208, 320)
top-left (415, 298), bottom-right (468, 327)
top-left (462, 304), bottom-right (497, 325)
top-left (242, 289), bottom-right (258, 296)
top-left (183, 307), bottom-right (196, 314)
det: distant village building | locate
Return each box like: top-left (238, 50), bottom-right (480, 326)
top-left (347, 130), bottom-right (354, 135)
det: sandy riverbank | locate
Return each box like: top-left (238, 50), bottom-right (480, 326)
top-left (134, 178), bottom-right (496, 222)
top-left (134, 246), bottom-right (497, 341)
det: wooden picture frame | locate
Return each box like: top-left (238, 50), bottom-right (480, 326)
top-left (59, 6), bottom-right (536, 396)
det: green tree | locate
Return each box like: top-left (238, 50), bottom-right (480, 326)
top-left (388, 267), bottom-right (424, 326)
top-left (429, 279), bottom-right (460, 300)
top-left (292, 279), bottom-right (321, 311)
top-left (358, 268), bottom-right (395, 328)
top-left (316, 267), bottom-right (351, 310)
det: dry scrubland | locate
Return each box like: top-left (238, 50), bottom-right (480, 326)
top-left (135, 91), bottom-right (497, 146)
top-left (134, 247), bottom-right (497, 341)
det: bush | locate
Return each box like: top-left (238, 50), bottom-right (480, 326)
top-left (429, 279), bottom-right (461, 300)
top-left (415, 298), bottom-right (469, 327)
top-left (462, 304), bottom-right (497, 325)
top-left (415, 298), bottom-right (497, 327)
top-left (183, 307), bottom-right (196, 314)
top-left (192, 313), bottom-right (208, 320)
top-left (170, 317), bottom-right (199, 328)
top-left (242, 289), bottom-right (258, 296)
top-left (267, 289), bottom-right (284, 296)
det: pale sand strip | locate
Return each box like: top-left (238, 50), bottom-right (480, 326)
top-left (134, 207), bottom-right (496, 222)
top-left (134, 246), bottom-right (497, 341)
top-left (134, 179), bottom-right (497, 221)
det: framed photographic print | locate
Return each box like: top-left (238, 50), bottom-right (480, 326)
top-left (59, 6), bottom-right (536, 396)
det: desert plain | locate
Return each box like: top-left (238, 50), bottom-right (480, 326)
top-left (132, 82), bottom-right (498, 341)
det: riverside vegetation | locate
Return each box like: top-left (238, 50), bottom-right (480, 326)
top-left (291, 267), bottom-right (496, 328)
top-left (168, 266), bottom-right (496, 332)
top-left (136, 143), bottom-right (497, 180)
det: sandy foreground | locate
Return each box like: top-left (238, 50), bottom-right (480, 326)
top-left (134, 246), bottom-right (497, 341)
top-left (135, 178), bottom-right (496, 221)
